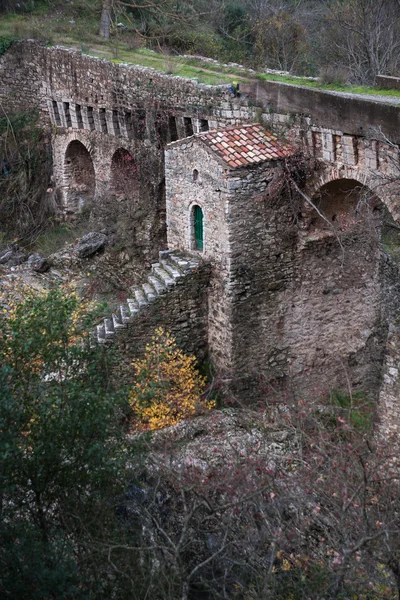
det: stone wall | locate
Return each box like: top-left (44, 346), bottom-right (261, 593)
top-left (0, 41), bottom-right (256, 265)
top-left (2, 40), bottom-right (400, 263)
top-left (113, 262), bottom-right (211, 372)
top-left (376, 75), bottom-right (400, 91)
top-left (51, 129), bottom-right (166, 270)
top-left (165, 136), bottom-right (398, 399)
top-left (241, 79), bottom-right (400, 144)
top-left (3, 39), bottom-right (400, 410)
top-left (165, 141), bottom-right (234, 371)
top-left (225, 175), bottom-right (391, 398)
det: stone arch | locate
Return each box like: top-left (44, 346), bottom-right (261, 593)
top-left (287, 174), bottom-right (392, 397)
top-left (110, 148), bottom-right (138, 199)
top-left (303, 178), bottom-right (383, 238)
top-left (64, 140), bottom-right (95, 216)
top-left (307, 166), bottom-right (400, 223)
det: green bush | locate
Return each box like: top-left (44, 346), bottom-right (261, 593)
top-left (0, 286), bottom-right (138, 599)
top-left (0, 34), bottom-right (17, 56)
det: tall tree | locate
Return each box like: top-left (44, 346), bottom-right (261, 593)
top-left (0, 286), bottom-right (138, 599)
top-left (329, 0), bottom-right (400, 83)
top-left (99, 0), bottom-right (193, 41)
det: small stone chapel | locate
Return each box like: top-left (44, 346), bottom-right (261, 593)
top-left (164, 123), bottom-right (383, 396)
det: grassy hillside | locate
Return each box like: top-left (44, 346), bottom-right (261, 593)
top-left (1, 1), bottom-right (400, 95)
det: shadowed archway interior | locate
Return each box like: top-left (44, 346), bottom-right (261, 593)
top-left (64, 140), bottom-right (95, 217)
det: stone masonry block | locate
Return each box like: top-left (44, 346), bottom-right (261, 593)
top-left (342, 135), bottom-right (358, 166)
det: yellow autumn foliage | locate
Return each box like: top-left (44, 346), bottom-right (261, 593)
top-left (129, 328), bottom-right (214, 431)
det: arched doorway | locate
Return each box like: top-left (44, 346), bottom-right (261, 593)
top-left (193, 205), bottom-right (204, 251)
top-left (64, 140), bottom-right (95, 216)
top-left (110, 148), bottom-right (138, 200)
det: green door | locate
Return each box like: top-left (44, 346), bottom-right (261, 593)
top-left (194, 205), bottom-right (204, 250)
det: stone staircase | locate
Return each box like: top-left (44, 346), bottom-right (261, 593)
top-left (95, 250), bottom-right (201, 344)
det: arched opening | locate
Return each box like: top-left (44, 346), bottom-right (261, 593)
top-left (192, 205), bottom-right (204, 251)
top-left (307, 178), bottom-right (383, 240)
top-left (64, 140), bottom-right (95, 216)
top-left (193, 169), bottom-right (199, 183)
top-left (288, 177), bottom-right (387, 396)
top-left (110, 148), bottom-right (138, 199)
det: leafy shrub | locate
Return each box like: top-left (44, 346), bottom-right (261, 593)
top-left (159, 25), bottom-right (226, 60)
top-left (129, 327), bottom-right (214, 430)
top-left (0, 34), bottom-right (18, 56)
top-left (0, 285), bottom-right (135, 599)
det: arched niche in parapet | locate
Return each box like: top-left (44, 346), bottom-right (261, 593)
top-left (64, 140), bottom-right (95, 217)
top-left (110, 148), bottom-right (138, 200)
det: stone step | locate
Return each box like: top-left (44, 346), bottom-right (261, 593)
top-left (127, 298), bottom-right (139, 317)
top-left (160, 260), bottom-right (181, 280)
top-left (148, 274), bottom-right (167, 295)
top-left (159, 249), bottom-right (171, 260)
top-left (104, 317), bottom-right (115, 338)
top-left (96, 323), bottom-right (106, 343)
top-left (153, 264), bottom-right (175, 287)
top-left (93, 250), bottom-right (201, 345)
top-left (112, 311), bottom-right (126, 330)
top-left (142, 282), bottom-right (157, 301)
top-left (169, 254), bottom-right (191, 272)
top-left (134, 288), bottom-right (148, 307)
top-left (120, 304), bottom-right (134, 324)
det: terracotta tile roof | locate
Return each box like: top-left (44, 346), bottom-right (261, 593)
top-left (198, 123), bottom-right (293, 168)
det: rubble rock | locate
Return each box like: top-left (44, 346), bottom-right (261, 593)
top-left (74, 232), bottom-right (107, 258)
top-left (28, 253), bottom-right (50, 273)
top-left (0, 244), bottom-right (27, 266)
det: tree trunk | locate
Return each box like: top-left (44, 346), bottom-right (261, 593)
top-left (99, 0), bottom-right (112, 40)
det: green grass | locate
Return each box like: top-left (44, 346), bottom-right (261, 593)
top-left (256, 72), bottom-right (400, 98)
top-left (2, 3), bottom-right (400, 97)
top-left (107, 47), bottom-right (239, 85)
top-left (330, 390), bottom-right (374, 433)
top-left (29, 222), bottom-right (89, 257)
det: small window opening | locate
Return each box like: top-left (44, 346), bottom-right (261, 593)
top-left (332, 214), bottom-right (337, 222)
top-left (113, 110), bottom-right (121, 136)
top-left (99, 108), bottom-right (108, 133)
top-left (76, 104), bottom-right (84, 129)
top-left (156, 113), bottom-right (168, 146)
top-left (52, 101), bottom-right (61, 126)
top-left (125, 111), bottom-right (133, 138)
top-left (63, 102), bottom-right (72, 128)
top-left (184, 117), bottom-right (194, 137)
top-left (200, 119), bottom-right (209, 132)
top-left (169, 116), bottom-right (178, 142)
top-left (87, 106), bottom-right (95, 131)
top-left (193, 169), bottom-right (199, 182)
top-left (193, 205), bottom-right (204, 251)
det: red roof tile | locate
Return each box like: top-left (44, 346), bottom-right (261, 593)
top-left (197, 123), bottom-right (293, 168)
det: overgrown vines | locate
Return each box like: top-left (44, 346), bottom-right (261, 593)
top-left (0, 107), bottom-right (54, 243)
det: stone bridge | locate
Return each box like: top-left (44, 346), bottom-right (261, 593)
top-left (2, 41), bottom-right (400, 438)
